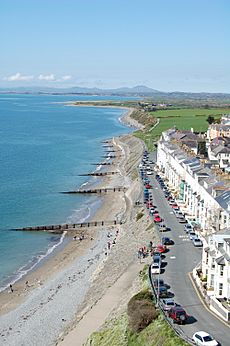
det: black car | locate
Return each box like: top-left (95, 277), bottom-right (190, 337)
top-left (162, 237), bottom-right (174, 245)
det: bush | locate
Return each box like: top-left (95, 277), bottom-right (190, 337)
top-left (127, 290), bottom-right (158, 333)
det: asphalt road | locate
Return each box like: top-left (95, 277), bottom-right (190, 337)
top-left (145, 158), bottom-right (230, 346)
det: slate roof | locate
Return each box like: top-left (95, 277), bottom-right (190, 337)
top-left (212, 145), bottom-right (230, 155)
top-left (215, 190), bottom-right (230, 210)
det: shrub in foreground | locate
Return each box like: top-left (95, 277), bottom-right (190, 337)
top-left (127, 290), bottom-right (158, 333)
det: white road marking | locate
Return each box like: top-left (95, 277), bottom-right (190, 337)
top-left (170, 256), bottom-right (176, 259)
top-left (169, 211), bottom-right (174, 214)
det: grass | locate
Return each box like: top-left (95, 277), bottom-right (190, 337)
top-left (134, 107), bottom-right (230, 150)
top-left (84, 266), bottom-right (189, 346)
top-left (85, 313), bottom-right (189, 346)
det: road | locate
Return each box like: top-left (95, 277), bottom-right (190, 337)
top-left (146, 158), bottom-right (230, 346)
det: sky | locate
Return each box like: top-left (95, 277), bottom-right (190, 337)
top-left (1, 0), bottom-right (230, 92)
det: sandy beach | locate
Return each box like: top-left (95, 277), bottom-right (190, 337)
top-left (0, 112), bottom-right (155, 346)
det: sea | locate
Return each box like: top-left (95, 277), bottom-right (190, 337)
top-left (0, 93), bottom-right (136, 291)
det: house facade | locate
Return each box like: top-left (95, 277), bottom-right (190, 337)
top-left (157, 130), bottom-right (230, 233)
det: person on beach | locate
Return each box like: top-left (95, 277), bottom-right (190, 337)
top-left (9, 284), bottom-right (13, 293)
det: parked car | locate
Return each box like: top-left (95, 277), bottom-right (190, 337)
top-left (161, 237), bottom-right (174, 245)
top-left (168, 306), bottom-right (188, 324)
top-left (161, 298), bottom-right (176, 311)
top-left (159, 225), bottom-right (167, 232)
top-left (189, 231), bottom-right (197, 240)
top-left (154, 216), bottom-right (162, 223)
top-left (193, 237), bottom-right (203, 247)
top-left (146, 170), bottom-right (153, 175)
top-left (178, 217), bottom-right (187, 223)
top-left (152, 278), bottom-right (165, 288)
top-left (184, 224), bottom-right (193, 232)
top-left (192, 331), bottom-right (219, 346)
top-left (156, 244), bottom-right (167, 253)
top-left (158, 285), bottom-right (168, 298)
top-left (150, 255), bottom-right (161, 274)
top-left (175, 211), bottom-right (184, 218)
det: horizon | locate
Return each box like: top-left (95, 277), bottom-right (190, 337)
top-left (1, 0), bottom-right (229, 93)
top-left (1, 84), bottom-right (230, 95)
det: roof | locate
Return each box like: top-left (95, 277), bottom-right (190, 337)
top-left (210, 136), bottom-right (230, 147)
top-left (216, 190), bottom-right (230, 210)
top-left (215, 255), bottom-right (225, 265)
top-left (212, 145), bottom-right (230, 155)
top-left (224, 238), bottom-right (230, 245)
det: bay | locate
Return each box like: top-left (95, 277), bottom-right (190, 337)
top-left (0, 94), bottom-right (135, 289)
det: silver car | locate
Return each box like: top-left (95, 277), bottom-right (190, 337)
top-left (160, 298), bottom-right (176, 311)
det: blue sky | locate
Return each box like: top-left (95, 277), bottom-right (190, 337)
top-left (1, 0), bottom-right (229, 92)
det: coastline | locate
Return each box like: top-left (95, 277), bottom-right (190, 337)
top-left (0, 107), bottom-right (153, 346)
top-left (0, 104), bottom-right (138, 295)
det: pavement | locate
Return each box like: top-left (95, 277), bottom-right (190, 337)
top-left (147, 159), bottom-right (230, 346)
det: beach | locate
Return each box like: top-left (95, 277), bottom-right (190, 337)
top-left (0, 114), bottom-right (155, 346)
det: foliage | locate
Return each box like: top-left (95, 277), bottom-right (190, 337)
top-left (207, 115), bottom-right (215, 124)
top-left (85, 313), bottom-right (189, 346)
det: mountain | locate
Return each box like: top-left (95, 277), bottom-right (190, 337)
top-left (0, 86), bottom-right (230, 100)
top-left (0, 85), bottom-right (161, 95)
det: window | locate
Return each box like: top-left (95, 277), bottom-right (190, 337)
top-left (210, 274), bottom-right (214, 287)
top-left (220, 265), bottom-right (224, 277)
top-left (211, 258), bottom-right (215, 269)
top-left (219, 283), bottom-right (223, 295)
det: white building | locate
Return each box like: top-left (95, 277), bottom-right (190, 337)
top-left (156, 129), bottom-right (230, 233)
top-left (200, 230), bottom-right (230, 321)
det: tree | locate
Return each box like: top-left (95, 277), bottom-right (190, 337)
top-left (207, 116), bottom-right (215, 124)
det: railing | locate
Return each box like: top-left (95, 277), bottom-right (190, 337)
top-left (148, 265), bottom-right (194, 345)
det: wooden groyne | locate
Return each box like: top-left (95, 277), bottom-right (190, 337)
top-left (91, 162), bottom-right (113, 166)
top-left (61, 187), bottom-right (126, 194)
top-left (101, 155), bottom-right (119, 159)
top-left (78, 172), bottom-right (118, 177)
top-left (101, 140), bottom-right (112, 144)
top-left (15, 220), bottom-right (123, 232)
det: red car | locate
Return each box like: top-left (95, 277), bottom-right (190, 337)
top-left (154, 216), bottom-right (162, 223)
top-left (145, 184), bottom-right (152, 189)
top-left (171, 204), bottom-right (179, 209)
top-left (156, 244), bottom-right (167, 253)
top-left (168, 306), bottom-right (188, 324)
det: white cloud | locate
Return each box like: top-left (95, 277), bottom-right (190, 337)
top-left (38, 74), bottom-right (56, 81)
top-left (61, 75), bottom-right (72, 81)
top-left (3, 72), bottom-right (34, 81)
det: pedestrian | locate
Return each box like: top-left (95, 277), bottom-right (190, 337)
top-left (9, 284), bottom-right (13, 293)
top-left (108, 241), bottom-right (111, 250)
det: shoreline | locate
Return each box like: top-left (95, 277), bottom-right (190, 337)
top-left (0, 105), bottom-right (140, 296)
top-left (0, 108), bottom-right (152, 346)
top-left (0, 134), bottom-right (148, 346)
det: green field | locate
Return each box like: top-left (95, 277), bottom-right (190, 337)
top-left (134, 107), bottom-right (230, 150)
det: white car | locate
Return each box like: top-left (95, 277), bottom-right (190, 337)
top-left (192, 331), bottom-right (219, 346)
top-left (146, 170), bottom-right (153, 175)
top-left (193, 237), bottom-right (203, 247)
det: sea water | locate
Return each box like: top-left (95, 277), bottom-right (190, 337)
top-left (0, 94), bottom-right (134, 290)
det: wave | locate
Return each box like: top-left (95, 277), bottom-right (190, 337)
top-left (0, 231), bottom-right (67, 293)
